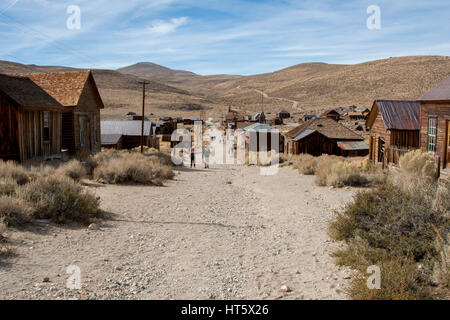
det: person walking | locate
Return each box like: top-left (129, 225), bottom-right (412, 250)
top-left (190, 147), bottom-right (195, 168)
top-left (203, 146), bottom-right (211, 169)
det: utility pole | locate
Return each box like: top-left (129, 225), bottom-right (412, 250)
top-left (139, 81), bottom-right (150, 153)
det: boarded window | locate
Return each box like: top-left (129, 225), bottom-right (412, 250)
top-left (428, 118), bottom-right (437, 153)
top-left (43, 112), bottom-right (50, 143)
top-left (94, 115), bottom-right (98, 144)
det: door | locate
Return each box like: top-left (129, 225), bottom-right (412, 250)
top-left (446, 120), bottom-right (450, 167)
top-left (79, 116), bottom-right (92, 152)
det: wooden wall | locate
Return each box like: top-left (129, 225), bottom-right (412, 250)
top-left (73, 77), bottom-right (101, 153)
top-left (17, 109), bottom-right (61, 161)
top-left (0, 93), bottom-right (19, 160)
top-left (420, 102), bottom-right (450, 168)
top-left (368, 112), bottom-right (390, 163)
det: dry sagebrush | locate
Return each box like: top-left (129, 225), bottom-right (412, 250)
top-left (93, 151), bottom-right (174, 185)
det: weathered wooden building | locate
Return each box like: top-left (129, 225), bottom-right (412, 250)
top-left (241, 123), bottom-right (284, 153)
top-left (321, 109), bottom-right (340, 121)
top-left (419, 76), bottom-right (450, 169)
top-left (14, 71), bottom-right (104, 154)
top-left (0, 74), bottom-right (64, 161)
top-left (277, 110), bottom-right (291, 119)
top-left (366, 100), bottom-right (420, 164)
top-left (285, 117), bottom-right (368, 157)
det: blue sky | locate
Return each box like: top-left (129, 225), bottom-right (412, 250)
top-left (0, 0), bottom-right (449, 75)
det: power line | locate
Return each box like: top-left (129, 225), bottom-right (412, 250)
top-left (0, 11), bottom-right (98, 66)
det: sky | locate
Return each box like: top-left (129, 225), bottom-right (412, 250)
top-left (0, 0), bottom-right (449, 75)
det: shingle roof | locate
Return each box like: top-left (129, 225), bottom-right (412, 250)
top-left (371, 100), bottom-right (420, 130)
top-left (289, 117), bottom-right (363, 141)
top-left (10, 71), bottom-right (93, 107)
top-left (101, 120), bottom-right (151, 136)
top-left (101, 134), bottom-right (122, 145)
top-left (420, 76), bottom-right (450, 101)
top-left (0, 73), bottom-right (63, 109)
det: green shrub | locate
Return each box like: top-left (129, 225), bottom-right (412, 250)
top-left (0, 197), bottom-right (33, 227)
top-left (16, 176), bottom-right (101, 224)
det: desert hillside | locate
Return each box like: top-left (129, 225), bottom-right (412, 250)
top-left (1, 56), bottom-right (449, 119)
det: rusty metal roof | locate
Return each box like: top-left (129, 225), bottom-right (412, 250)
top-left (337, 141), bottom-right (369, 151)
top-left (420, 76), bottom-right (450, 101)
top-left (101, 120), bottom-right (152, 136)
top-left (0, 73), bottom-right (63, 109)
top-left (374, 100), bottom-right (420, 130)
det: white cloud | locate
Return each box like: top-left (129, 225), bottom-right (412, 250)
top-left (148, 17), bottom-right (188, 35)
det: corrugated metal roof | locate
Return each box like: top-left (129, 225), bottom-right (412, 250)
top-left (337, 141), bottom-right (369, 151)
top-left (101, 120), bottom-right (151, 136)
top-left (243, 123), bottom-right (275, 132)
top-left (375, 100), bottom-right (420, 130)
top-left (420, 76), bottom-right (450, 101)
top-left (0, 73), bottom-right (63, 109)
top-left (101, 134), bottom-right (122, 145)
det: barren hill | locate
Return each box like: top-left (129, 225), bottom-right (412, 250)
top-left (1, 56), bottom-right (449, 120)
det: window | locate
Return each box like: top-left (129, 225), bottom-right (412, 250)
top-left (43, 112), bottom-right (50, 143)
top-left (428, 118), bottom-right (437, 153)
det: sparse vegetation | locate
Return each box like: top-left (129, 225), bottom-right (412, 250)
top-left (0, 160), bottom-right (30, 185)
top-left (93, 150), bottom-right (174, 185)
top-left (16, 175), bottom-right (101, 224)
top-left (55, 159), bottom-right (87, 181)
top-left (329, 150), bottom-right (449, 300)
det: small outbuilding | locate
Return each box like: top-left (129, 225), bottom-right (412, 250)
top-left (366, 100), bottom-right (420, 165)
top-left (321, 109), bottom-right (340, 121)
top-left (101, 120), bottom-right (152, 150)
top-left (285, 117), bottom-right (368, 157)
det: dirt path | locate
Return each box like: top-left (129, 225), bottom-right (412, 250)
top-left (0, 165), bottom-right (354, 300)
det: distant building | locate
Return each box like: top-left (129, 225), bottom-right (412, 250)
top-left (285, 117), bottom-right (368, 157)
top-left (419, 76), bottom-right (450, 169)
top-left (277, 110), bottom-right (291, 119)
top-left (303, 114), bottom-right (316, 122)
top-left (321, 109), bottom-right (340, 121)
top-left (101, 120), bottom-right (153, 150)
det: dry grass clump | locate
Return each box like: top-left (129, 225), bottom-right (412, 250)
top-left (315, 157), bottom-right (384, 187)
top-left (293, 154), bottom-right (319, 175)
top-left (0, 160), bottom-right (30, 185)
top-left (328, 181), bottom-right (450, 299)
top-left (0, 178), bottom-right (18, 196)
top-left (55, 159), bottom-right (87, 181)
top-left (16, 176), bottom-right (101, 224)
top-left (399, 149), bottom-right (436, 178)
top-left (93, 151), bottom-right (174, 185)
top-left (0, 197), bottom-right (34, 227)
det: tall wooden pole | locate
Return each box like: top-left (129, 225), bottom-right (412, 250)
top-left (139, 81), bottom-right (150, 153)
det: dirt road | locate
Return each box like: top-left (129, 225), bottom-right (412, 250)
top-left (0, 165), bottom-right (355, 300)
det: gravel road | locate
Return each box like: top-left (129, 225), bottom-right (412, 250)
top-left (0, 165), bottom-right (355, 300)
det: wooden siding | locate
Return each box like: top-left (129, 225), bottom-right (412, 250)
top-left (420, 102), bottom-right (450, 168)
top-left (368, 112), bottom-right (390, 163)
top-left (0, 92), bottom-right (19, 160)
top-left (17, 109), bottom-right (61, 161)
top-left (73, 76), bottom-right (101, 153)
